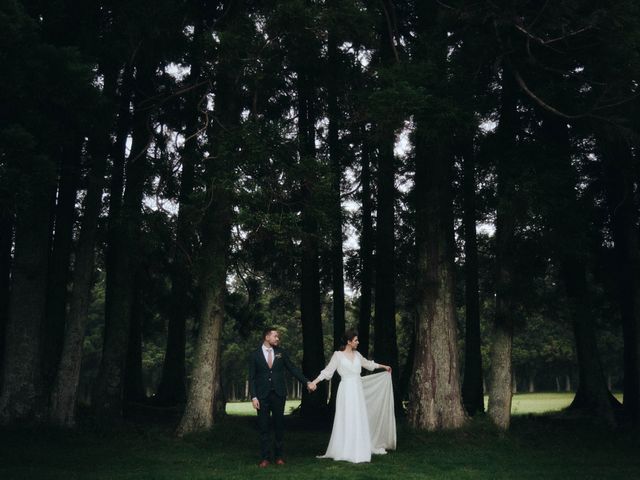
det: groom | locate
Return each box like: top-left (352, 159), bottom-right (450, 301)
top-left (248, 327), bottom-right (316, 467)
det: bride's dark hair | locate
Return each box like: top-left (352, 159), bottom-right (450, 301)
top-left (339, 329), bottom-right (358, 351)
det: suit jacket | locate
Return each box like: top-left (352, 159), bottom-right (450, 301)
top-left (248, 346), bottom-right (308, 399)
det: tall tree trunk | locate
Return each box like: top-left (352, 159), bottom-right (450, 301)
top-left (599, 131), bottom-right (640, 426)
top-left (175, 214), bottom-right (230, 435)
top-left (487, 65), bottom-right (518, 430)
top-left (358, 128), bottom-right (374, 359)
top-left (297, 66), bottom-right (327, 418)
top-left (43, 140), bottom-right (82, 393)
top-left (564, 258), bottom-right (618, 422)
top-left (0, 206), bottom-right (12, 391)
top-left (0, 144), bottom-right (56, 424)
top-left (124, 275), bottom-right (145, 405)
top-left (176, 1), bottom-right (241, 434)
top-left (408, 120), bottom-right (466, 430)
top-left (373, 125), bottom-right (399, 376)
top-left (175, 156), bottom-right (233, 436)
top-left (48, 72), bottom-right (113, 426)
top-left (327, 17), bottom-right (345, 413)
top-left (155, 24), bottom-right (205, 406)
top-left (460, 134), bottom-right (484, 416)
top-left (373, 0), bottom-right (399, 385)
top-left (540, 114), bottom-right (617, 423)
top-left (93, 57), bottom-right (155, 420)
top-left (102, 61), bottom-right (134, 361)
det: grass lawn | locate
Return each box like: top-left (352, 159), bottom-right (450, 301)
top-left (224, 392), bottom-right (625, 416)
top-left (491, 392), bottom-right (624, 415)
top-left (1, 394), bottom-right (637, 480)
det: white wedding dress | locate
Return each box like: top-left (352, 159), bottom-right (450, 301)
top-left (316, 351), bottom-right (397, 463)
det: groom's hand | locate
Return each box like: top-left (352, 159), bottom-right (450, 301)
top-left (252, 398), bottom-right (260, 410)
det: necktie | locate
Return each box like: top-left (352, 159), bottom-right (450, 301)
top-left (267, 348), bottom-right (273, 368)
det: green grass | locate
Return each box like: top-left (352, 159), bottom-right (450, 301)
top-left (226, 400), bottom-right (301, 416)
top-left (483, 392), bottom-right (625, 415)
top-left (224, 393), bottom-right (625, 417)
top-left (1, 410), bottom-right (638, 480)
top-left (0, 394), bottom-right (633, 479)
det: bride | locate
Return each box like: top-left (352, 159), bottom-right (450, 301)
top-left (309, 330), bottom-right (397, 463)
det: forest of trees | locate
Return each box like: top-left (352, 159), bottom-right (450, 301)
top-left (0, 0), bottom-right (638, 435)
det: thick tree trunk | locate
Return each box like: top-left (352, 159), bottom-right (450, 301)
top-left (175, 187), bottom-right (232, 436)
top-left (487, 65), bottom-right (518, 430)
top-left (408, 122), bottom-right (466, 430)
top-left (48, 111), bottom-right (112, 426)
top-left (297, 67), bottom-right (327, 417)
top-left (566, 278), bottom-right (619, 423)
top-left (373, 0), bottom-right (400, 387)
top-left (93, 58), bottom-right (155, 420)
top-left (155, 25), bottom-right (205, 406)
top-left (373, 126), bottom-right (399, 378)
top-left (358, 128), bottom-right (374, 359)
top-left (104, 62), bottom-right (133, 297)
top-left (155, 159), bottom-right (194, 406)
top-left (599, 132), bottom-right (640, 426)
top-left (124, 277), bottom-right (145, 405)
top-left (0, 207), bottom-right (12, 390)
top-left (539, 114), bottom-right (618, 422)
top-left (48, 67), bottom-right (116, 427)
top-left (43, 140), bottom-right (82, 392)
top-left (327, 23), bottom-right (345, 413)
top-left (212, 351), bottom-right (226, 418)
top-left (460, 134), bottom-right (484, 416)
top-left (176, 3), bottom-right (241, 434)
top-left (0, 148), bottom-right (56, 424)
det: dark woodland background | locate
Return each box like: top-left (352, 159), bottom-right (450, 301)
top-left (0, 0), bottom-right (639, 435)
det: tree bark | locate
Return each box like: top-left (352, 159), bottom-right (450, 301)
top-left (373, 0), bottom-right (400, 386)
top-left (487, 65), bottom-right (518, 430)
top-left (175, 1), bottom-right (241, 434)
top-left (358, 128), bottom-right (374, 359)
top-left (539, 115), bottom-right (618, 423)
top-left (43, 139), bottom-right (82, 392)
top-left (0, 142), bottom-right (56, 424)
top-left (599, 131), bottom-right (640, 426)
top-left (175, 168), bottom-right (232, 436)
top-left (297, 65), bottom-right (327, 417)
top-left (93, 57), bottom-right (155, 420)
top-left (104, 62), bottom-right (134, 299)
top-left (460, 134), bottom-right (484, 416)
top-left (373, 128), bottom-right (399, 371)
top-left (155, 24), bottom-right (205, 407)
top-left (48, 93), bottom-right (112, 426)
top-left (408, 120), bottom-right (467, 430)
top-left (327, 18), bottom-right (345, 413)
top-left (124, 276), bottom-right (145, 405)
top-left (0, 204), bottom-right (12, 391)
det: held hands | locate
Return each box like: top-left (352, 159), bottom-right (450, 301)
top-left (252, 398), bottom-right (260, 410)
top-left (307, 382), bottom-right (317, 393)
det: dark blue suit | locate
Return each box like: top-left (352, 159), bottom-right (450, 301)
top-left (248, 346), bottom-right (308, 460)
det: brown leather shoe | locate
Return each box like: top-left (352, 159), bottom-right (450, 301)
top-left (275, 458), bottom-right (285, 466)
top-left (258, 460), bottom-right (270, 468)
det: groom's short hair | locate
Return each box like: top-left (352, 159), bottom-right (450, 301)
top-left (262, 327), bottom-right (277, 339)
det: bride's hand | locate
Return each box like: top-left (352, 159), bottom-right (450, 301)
top-left (383, 365), bottom-right (392, 373)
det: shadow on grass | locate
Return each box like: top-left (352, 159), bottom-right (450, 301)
top-left (0, 411), bottom-right (638, 479)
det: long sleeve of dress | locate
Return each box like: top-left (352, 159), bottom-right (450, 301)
top-left (316, 351), bottom-right (340, 382)
top-left (357, 352), bottom-right (379, 371)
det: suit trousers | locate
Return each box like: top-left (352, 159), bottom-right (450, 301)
top-left (257, 390), bottom-right (286, 460)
